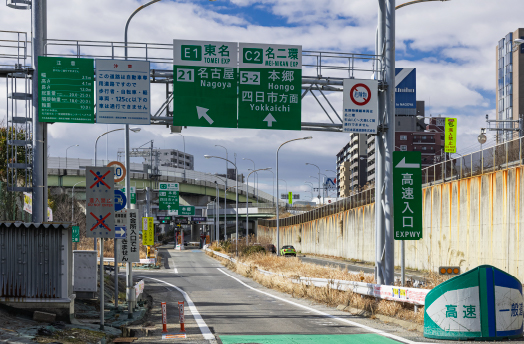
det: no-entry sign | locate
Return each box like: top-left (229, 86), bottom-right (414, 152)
top-left (343, 79), bottom-right (378, 134)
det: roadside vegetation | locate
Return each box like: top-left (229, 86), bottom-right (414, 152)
top-left (206, 236), bottom-right (449, 325)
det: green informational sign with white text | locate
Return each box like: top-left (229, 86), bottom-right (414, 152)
top-left (173, 40), bottom-right (238, 129)
top-left (121, 186), bottom-right (136, 204)
top-left (72, 225), bottom-right (79, 243)
top-left (159, 182), bottom-right (179, 212)
top-left (393, 151), bottom-right (422, 240)
top-left (38, 56), bottom-right (95, 123)
top-left (178, 205), bottom-right (195, 216)
top-left (238, 43), bottom-right (302, 130)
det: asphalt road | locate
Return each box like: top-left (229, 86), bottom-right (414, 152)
top-left (134, 248), bottom-right (451, 344)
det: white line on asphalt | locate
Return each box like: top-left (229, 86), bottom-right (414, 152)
top-left (136, 275), bottom-right (215, 340)
top-left (216, 268), bottom-right (424, 344)
top-left (173, 268), bottom-right (178, 273)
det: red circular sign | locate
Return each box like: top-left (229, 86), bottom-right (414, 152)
top-left (350, 83), bottom-right (372, 106)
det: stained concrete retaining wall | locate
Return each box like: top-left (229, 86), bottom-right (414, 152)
top-left (258, 166), bottom-right (524, 280)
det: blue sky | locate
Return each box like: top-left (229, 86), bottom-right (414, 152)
top-left (0, 0), bottom-right (521, 199)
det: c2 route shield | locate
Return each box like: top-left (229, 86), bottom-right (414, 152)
top-left (38, 56), bottom-right (95, 123)
top-left (173, 40), bottom-right (238, 129)
top-left (238, 43), bottom-right (302, 130)
top-left (393, 151), bottom-right (422, 240)
top-left (85, 166), bottom-right (115, 238)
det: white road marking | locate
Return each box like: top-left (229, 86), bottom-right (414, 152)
top-left (136, 275), bottom-right (215, 340)
top-left (217, 268), bottom-right (424, 344)
top-left (174, 268), bottom-right (179, 273)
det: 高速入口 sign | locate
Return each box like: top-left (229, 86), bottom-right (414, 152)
top-left (342, 79), bottom-right (378, 134)
top-left (173, 40), bottom-right (238, 129)
top-left (393, 151), bottom-right (422, 240)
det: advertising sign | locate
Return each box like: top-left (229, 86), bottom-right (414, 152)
top-left (95, 59), bottom-right (150, 124)
top-left (395, 68), bottom-right (416, 109)
top-left (38, 56), bottom-right (95, 123)
top-left (238, 43), bottom-right (302, 130)
top-left (85, 166), bottom-right (115, 238)
top-left (173, 39), bottom-right (238, 128)
top-left (445, 118), bottom-right (457, 153)
top-left (342, 79), bottom-right (378, 134)
top-left (393, 152), bottom-right (422, 240)
top-left (142, 217), bottom-right (154, 245)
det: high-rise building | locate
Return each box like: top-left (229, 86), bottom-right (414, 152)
top-left (144, 148), bottom-right (194, 170)
top-left (496, 28), bottom-right (524, 142)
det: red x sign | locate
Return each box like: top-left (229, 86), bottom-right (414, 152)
top-left (89, 212), bottom-right (112, 232)
top-left (89, 170), bottom-right (111, 189)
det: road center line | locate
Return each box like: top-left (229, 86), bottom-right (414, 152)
top-left (216, 268), bottom-right (424, 344)
top-left (136, 275), bottom-right (214, 340)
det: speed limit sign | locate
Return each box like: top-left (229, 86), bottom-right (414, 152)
top-left (107, 161), bottom-right (126, 183)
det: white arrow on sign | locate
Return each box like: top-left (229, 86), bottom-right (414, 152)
top-left (197, 106), bottom-right (214, 125)
top-left (263, 113), bottom-right (276, 127)
top-left (115, 227), bottom-right (126, 238)
top-left (395, 157), bottom-right (420, 169)
top-left (167, 205), bottom-right (171, 209)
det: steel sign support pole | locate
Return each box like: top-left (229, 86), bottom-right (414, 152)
top-left (32, 0), bottom-right (47, 223)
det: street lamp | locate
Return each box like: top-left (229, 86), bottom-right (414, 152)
top-left (276, 136), bottom-right (312, 256)
top-left (205, 155), bottom-right (239, 256)
top-left (513, 38), bottom-right (524, 52)
top-left (395, 0), bottom-right (450, 10)
top-left (246, 168), bottom-right (271, 244)
top-left (94, 127), bottom-right (140, 167)
top-left (215, 144), bottom-right (228, 242)
top-left (305, 162), bottom-right (321, 204)
top-left (279, 179), bottom-right (288, 195)
top-left (243, 158), bottom-right (258, 201)
top-left (65, 144), bottom-right (79, 169)
top-left (214, 175), bottom-right (227, 241)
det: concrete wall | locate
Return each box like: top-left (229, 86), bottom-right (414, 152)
top-left (258, 166), bottom-right (524, 280)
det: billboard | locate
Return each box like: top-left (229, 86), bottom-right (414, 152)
top-left (395, 68), bottom-right (416, 109)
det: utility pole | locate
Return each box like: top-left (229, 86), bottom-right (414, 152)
top-left (32, 0), bottom-right (48, 223)
top-left (375, 0), bottom-right (395, 286)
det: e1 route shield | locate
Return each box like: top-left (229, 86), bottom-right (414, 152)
top-left (173, 40), bottom-right (238, 129)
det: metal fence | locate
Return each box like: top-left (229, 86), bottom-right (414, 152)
top-left (0, 222), bottom-right (70, 300)
top-left (259, 188), bottom-right (374, 227)
top-left (422, 136), bottom-right (524, 186)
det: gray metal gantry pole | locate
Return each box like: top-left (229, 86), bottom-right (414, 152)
top-left (375, 0), bottom-right (395, 286)
top-left (32, 0), bottom-right (48, 223)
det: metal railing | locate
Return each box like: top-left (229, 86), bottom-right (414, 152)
top-left (422, 136), bottom-right (524, 186)
top-left (259, 188), bottom-right (375, 227)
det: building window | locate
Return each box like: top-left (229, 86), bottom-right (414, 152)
top-left (422, 136), bottom-right (427, 140)
top-left (400, 145), bottom-right (407, 151)
top-left (400, 135), bottom-right (407, 140)
top-left (422, 146), bottom-right (427, 150)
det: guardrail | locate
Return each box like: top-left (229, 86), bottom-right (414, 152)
top-left (204, 248), bottom-right (428, 309)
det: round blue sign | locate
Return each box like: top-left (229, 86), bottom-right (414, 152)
top-left (114, 189), bottom-right (127, 212)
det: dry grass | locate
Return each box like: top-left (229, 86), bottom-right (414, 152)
top-left (207, 250), bottom-right (425, 325)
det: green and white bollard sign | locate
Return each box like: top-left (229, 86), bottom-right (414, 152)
top-left (424, 265), bottom-right (523, 340)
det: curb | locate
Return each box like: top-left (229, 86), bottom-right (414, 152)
top-left (337, 304), bottom-right (424, 333)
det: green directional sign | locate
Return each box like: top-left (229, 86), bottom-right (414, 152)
top-left (238, 43), bottom-right (302, 130)
top-left (122, 186), bottom-right (136, 204)
top-left (178, 205), bottom-right (195, 216)
top-left (38, 56), bottom-right (95, 123)
top-left (173, 40), bottom-right (238, 129)
top-left (393, 151), bottom-right (422, 240)
top-left (159, 182), bottom-right (179, 211)
top-left (72, 225), bottom-right (80, 243)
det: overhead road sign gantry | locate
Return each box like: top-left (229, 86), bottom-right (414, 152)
top-left (238, 43), bottom-right (302, 130)
top-left (38, 56), bottom-right (95, 123)
top-left (173, 40), bottom-right (238, 129)
top-left (95, 59), bottom-right (151, 125)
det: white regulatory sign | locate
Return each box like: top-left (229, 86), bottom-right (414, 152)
top-left (342, 79), bottom-right (378, 134)
top-left (95, 59), bottom-right (151, 125)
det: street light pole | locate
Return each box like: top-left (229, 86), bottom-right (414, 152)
top-left (65, 144), bottom-right (79, 169)
top-left (123, 0), bottom-right (160, 323)
top-left (246, 168), bottom-right (271, 244)
top-left (215, 145), bottom-right (228, 240)
top-left (176, 133), bottom-right (186, 181)
top-left (276, 137), bottom-right (312, 256)
top-left (243, 158), bottom-right (257, 201)
top-left (205, 155), bottom-right (238, 255)
top-left (305, 163), bottom-right (321, 204)
top-left (264, 169), bottom-right (276, 208)
top-left (213, 175), bottom-right (226, 243)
